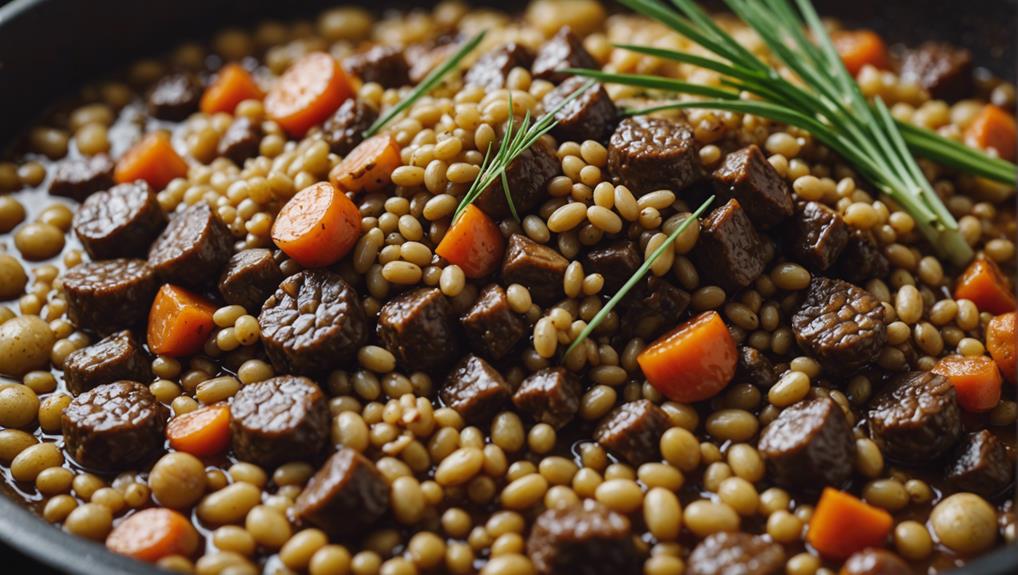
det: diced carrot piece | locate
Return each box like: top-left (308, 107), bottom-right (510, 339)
top-left (435, 204), bottom-right (505, 278)
top-left (271, 181), bottom-right (361, 268)
top-left (637, 311), bottom-right (738, 403)
top-left (328, 134), bottom-right (401, 194)
top-left (808, 488), bottom-right (893, 560)
top-left (166, 403), bottom-right (232, 457)
top-left (147, 284), bottom-right (216, 357)
top-left (932, 355), bottom-right (1003, 412)
top-left (265, 52), bottom-right (354, 137)
top-left (106, 508), bottom-right (199, 562)
top-left (987, 312), bottom-right (1016, 383)
top-left (832, 29), bottom-right (890, 76)
top-left (114, 131), bottom-right (188, 190)
top-left (965, 105), bottom-right (1017, 162)
top-left (954, 256), bottom-right (1017, 315)
top-left (200, 63), bottom-right (265, 115)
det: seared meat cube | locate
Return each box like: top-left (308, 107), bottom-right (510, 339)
top-left (792, 277), bottom-right (887, 375)
top-left (321, 98), bottom-right (378, 156)
top-left (618, 277), bottom-right (690, 340)
top-left (532, 27), bottom-right (599, 84)
top-left (464, 42), bottom-right (533, 90)
top-left (377, 288), bottom-right (461, 373)
top-left (62, 381), bottom-right (168, 470)
top-left (63, 330), bottom-right (151, 396)
top-left (594, 400), bottom-right (670, 465)
top-left (712, 145), bottom-right (793, 229)
top-left (512, 368), bottom-right (581, 429)
top-left (543, 77), bottom-right (617, 144)
top-left (607, 116), bottom-right (703, 195)
top-left (217, 248), bottom-right (284, 312)
top-left (527, 501), bottom-right (639, 575)
top-left (691, 199), bottom-right (774, 293)
top-left (147, 73), bottom-right (200, 121)
top-left (841, 548), bottom-right (913, 575)
top-left (687, 532), bottom-right (785, 575)
top-left (440, 355), bottom-right (512, 424)
top-left (407, 35), bottom-right (462, 84)
top-left (501, 234), bottom-right (569, 306)
top-left (259, 271), bottom-right (368, 376)
top-left (948, 430), bottom-right (1014, 497)
top-left (148, 203), bottom-right (234, 289)
top-left (834, 229), bottom-right (889, 284)
top-left (790, 201), bottom-right (848, 272)
top-left (63, 259), bottom-right (157, 334)
top-left (48, 154), bottom-right (115, 201)
top-left (218, 117), bottom-right (262, 165)
top-left (868, 371), bottom-right (962, 464)
top-left (230, 375), bottom-right (330, 467)
top-left (583, 240), bottom-right (640, 294)
top-left (294, 448), bottom-right (390, 536)
top-left (735, 346), bottom-right (776, 388)
top-left (900, 42), bottom-right (973, 101)
top-left (758, 397), bottom-right (856, 489)
top-left (474, 137), bottom-right (558, 220)
top-left (343, 45), bottom-right (410, 88)
top-left (73, 181), bottom-right (165, 260)
top-left (460, 284), bottom-right (526, 361)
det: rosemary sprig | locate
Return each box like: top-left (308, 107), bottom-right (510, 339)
top-left (565, 195), bottom-right (715, 357)
top-left (363, 30), bottom-right (487, 138)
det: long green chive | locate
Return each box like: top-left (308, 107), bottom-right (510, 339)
top-left (363, 30), bottom-right (487, 138)
top-left (565, 195), bottom-right (715, 358)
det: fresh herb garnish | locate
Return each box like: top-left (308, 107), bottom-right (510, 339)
top-left (565, 195), bottom-right (715, 358)
top-left (363, 30), bottom-right (487, 138)
top-left (566, 0), bottom-right (1016, 265)
top-left (454, 79), bottom-right (597, 221)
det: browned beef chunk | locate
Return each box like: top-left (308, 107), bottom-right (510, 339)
top-left (407, 34), bottom-right (462, 84)
top-left (691, 199), bottom-right (774, 294)
top-left (63, 330), bottom-right (151, 396)
top-left (501, 234), bottom-right (569, 305)
top-left (607, 116), bottom-right (703, 195)
top-left (868, 371), bottom-right (962, 464)
top-left (460, 284), bottom-right (526, 361)
top-left (230, 376), bottom-right (330, 467)
top-left (594, 400), bottom-right (670, 465)
top-left (377, 287), bottom-right (461, 373)
top-left (841, 548), bottom-right (914, 575)
top-left (48, 154), bottom-right (115, 201)
top-left (62, 381), bottom-right (168, 470)
top-left (218, 117), bottom-right (262, 165)
top-left (790, 201), bottom-right (848, 272)
top-left (792, 277), bottom-right (887, 375)
top-left (321, 98), bottom-right (378, 156)
top-left (758, 397), bottom-right (856, 489)
top-left (512, 368), bottom-right (581, 429)
top-left (687, 532), bottom-right (784, 575)
top-left (900, 42), bottom-right (973, 101)
top-left (527, 501), bottom-right (640, 575)
top-left (73, 181), bottom-right (165, 260)
top-left (834, 229), bottom-right (889, 284)
top-left (532, 27), bottom-right (599, 84)
top-left (618, 276), bottom-right (690, 339)
top-left (473, 137), bottom-right (558, 220)
top-left (948, 430), bottom-right (1014, 497)
top-left (217, 248), bottom-right (284, 311)
top-left (464, 42), bottom-right (533, 90)
top-left (440, 355), bottom-right (512, 424)
top-left (343, 45), bottom-right (410, 89)
top-left (712, 145), bottom-right (793, 229)
top-left (147, 203), bottom-right (234, 289)
top-left (294, 448), bottom-right (390, 536)
top-left (543, 77), bottom-right (617, 144)
top-left (147, 73), bottom-right (200, 121)
top-left (583, 240), bottom-right (640, 294)
top-left (63, 259), bottom-right (157, 335)
top-left (735, 346), bottom-right (776, 388)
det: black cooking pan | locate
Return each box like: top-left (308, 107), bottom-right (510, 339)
top-left (0, 0), bottom-right (1015, 573)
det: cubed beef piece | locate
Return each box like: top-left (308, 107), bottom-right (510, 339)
top-left (868, 371), bottom-right (962, 464)
top-left (900, 42), bottom-right (973, 101)
top-left (736, 346), bottom-right (776, 388)
top-left (543, 77), bottom-right (617, 144)
top-left (792, 277), bottom-right (887, 375)
top-left (218, 248), bottom-right (284, 311)
top-left (948, 430), bottom-right (1014, 497)
top-left (62, 381), bottom-right (168, 470)
top-left (528, 501), bottom-right (640, 575)
top-left (460, 284), bottom-right (527, 361)
top-left (321, 98), bottom-right (378, 156)
top-left (63, 330), bottom-right (151, 396)
top-left (841, 549), bottom-right (913, 575)
top-left (294, 448), bottom-right (390, 536)
top-left (691, 199), bottom-right (774, 293)
top-left (464, 42), bottom-right (533, 90)
top-left (618, 277), bottom-right (690, 340)
top-left (218, 117), bottom-right (262, 165)
top-left (147, 73), bottom-right (201, 121)
top-left (440, 355), bottom-right (512, 424)
top-left (230, 376), bottom-right (330, 467)
top-left (607, 116), bottom-right (703, 195)
top-left (474, 137), bottom-right (558, 219)
top-left (73, 181), bottom-right (166, 260)
top-left (532, 27), bottom-right (599, 84)
top-left (594, 400), bottom-right (670, 465)
top-left (377, 288), bottom-right (461, 373)
top-left (687, 532), bottom-right (785, 575)
top-left (512, 368), bottom-right (581, 429)
top-left (501, 234), bottom-right (569, 305)
top-left (712, 145), bottom-right (793, 229)
top-left (584, 240), bottom-right (640, 294)
top-left (758, 397), bottom-right (856, 489)
top-left (49, 154), bottom-right (116, 202)
top-left (148, 203), bottom-right (234, 289)
top-left (790, 201), bottom-right (848, 272)
top-left (63, 259), bottom-right (157, 334)
top-left (407, 35), bottom-right (462, 84)
top-left (834, 228), bottom-right (890, 284)
top-left (343, 45), bottom-right (410, 88)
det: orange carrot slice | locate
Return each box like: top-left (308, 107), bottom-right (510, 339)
top-left (965, 105), bottom-right (1017, 162)
top-left (808, 487), bottom-right (893, 560)
top-left (166, 403), bottom-right (232, 457)
top-left (328, 133), bottom-right (401, 194)
top-left (637, 311), bottom-right (738, 403)
top-left (271, 181), bottom-right (362, 268)
top-left (954, 256), bottom-right (1017, 315)
top-left (435, 204), bottom-right (505, 278)
top-left (147, 284), bottom-right (216, 357)
top-left (987, 312), bottom-right (1016, 383)
top-left (106, 508), bottom-right (199, 562)
top-left (833, 29), bottom-right (889, 76)
top-left (200, 63), bottom-right (264, 115)
top-left (114, 132), bottom-right (188, 190)
top-left (265, 52), bottom-right (354, 137)
top-left (933, 355), bottom-right (1003, 412)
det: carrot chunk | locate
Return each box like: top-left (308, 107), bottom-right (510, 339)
top-left (965, 105), bottom-right (1017, 162)
top-left (328, 134), bottom-right (401, 194)
top-left (987, 312), bottom-right (1016, 383)
top-left (114, 131), bottom-right (188, 190)
top-left (435, 204), bottom-right (505, 278)
top-left (808, 488), bottom-right (893, 560)
top-left (265, 52), bottom-right (354, 137)
top-left (166, 403), bottom-right (232, 457)
top-left (106, 508), bottom-right (199, 562)
top-left (637, 311), bottom-right (737, 403)
top-left (832, 29), bottom-right (890, 76)
top-left (200, 63), bottom-right (264, 115)
top-left (147, 284), bottom-right (216, 357)
top-left (932, 355), bottom-right (1003, 412)
top-left (954, 256), bottom-right (1017, 315)
top-left (271, 181), bottom-right (362, 268)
